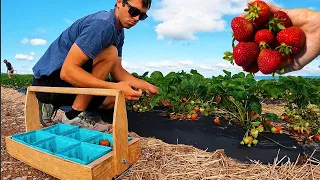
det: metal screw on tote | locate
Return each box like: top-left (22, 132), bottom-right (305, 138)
top-left (122, 159), bottom-right (128, 164)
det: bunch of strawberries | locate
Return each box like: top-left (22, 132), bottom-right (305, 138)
top-left (224, 0), bottom-right (306, 74)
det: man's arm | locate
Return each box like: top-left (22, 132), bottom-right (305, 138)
top-left (111, 57), bottom-right (158, 95)
top-left (111, 57), bottom-right (139, 82)
top-left (60, 43), bottom-right (118, 89)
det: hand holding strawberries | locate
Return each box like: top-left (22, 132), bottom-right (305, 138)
top-left (267, 4), bottom-right (320, 74)
top-left (223, 0), bottom-right (320, 75)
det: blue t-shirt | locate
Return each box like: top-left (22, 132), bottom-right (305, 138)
top-left (33, 9), bottom-right (124, 79)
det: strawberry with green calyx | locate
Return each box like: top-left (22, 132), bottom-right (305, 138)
top-left (245, 0), bottom-right (270, 28)
top-left (243, 136), bottom-right (253, 145)
top-left (258, 124), bottom-right (264, 132)
top-left (276, 26), bottom-right (306, 55)
top-left (269, 11), bottom-right (292, 34)
top-left (278, 53), bottom-right (293, 69)
top-left (233, 42), bottom-right (260, 66)
top-left (231, 17), bottom-right (254, 42)
top-left (254, 29), bottom-right (275, 49)
top-left (271, 127), bottom-right (277, 133)
top-left (257, 49), bottom-right (282, 74)
top-left (250, 129), bottom-right (259, 138)
top-left (191, 113), bottom-right (198, 120)
top-left (243, 137), bottom-right (250, 144)
top-left (242, 60), bottom-right (259, 74)
top-left (275, 125), bottom-right (282, 133)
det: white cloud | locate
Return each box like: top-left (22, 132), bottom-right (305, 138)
top-left (308, 7), bottom-right (316, 11)
top-left (21, 38), bottom-right (29, 44)
top-left (122, 59), bottom-right (243, 77)
top-left (14, 52), bottom-right (36, 61)
top-left (30, 39), bottom-right (47, 45)
top-left (21, 38), bottom-right (47, 45)
top-left (121, 57), bottom-right (320, 77)
top-left (151, 0), bottom-right (276, 41)
top-left (63, 18), bottom-right (73, 24)
top-left (36, 28), bottom-right (47, 33)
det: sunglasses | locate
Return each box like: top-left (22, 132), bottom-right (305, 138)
top-left (123, 0), bottom-right (148, 21)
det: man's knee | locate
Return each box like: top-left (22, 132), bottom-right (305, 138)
top-left (93, 45), bottom-right (118, 66)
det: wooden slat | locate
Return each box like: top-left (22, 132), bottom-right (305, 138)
top-left (90, 138), bottom-right (141, 180)
top-left (127, 139), bottom-right (141, 165)
top-left (5, 137), bottom-right (93, 180)
top-left (25, 89), bottom-right (41, 131)
top-left (112, 91), bottom-right (129, 175)
top-left (28, 86), bottom-right (119, 97)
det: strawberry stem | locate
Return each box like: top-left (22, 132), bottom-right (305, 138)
top-left (232, 38), bottom-right (235, 49)
top-left (275, 44), bottom-right (292, 55)
top-left (259, 134), bottom-right (297, 149)
top-left (259, 43), bottom-right (270, 50)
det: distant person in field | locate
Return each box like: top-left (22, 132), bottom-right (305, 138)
top-left (32, 0), bottom-right (158, 130)
top-left (3, 59), bottom-right (14, 78)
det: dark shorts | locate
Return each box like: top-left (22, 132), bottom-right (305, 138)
top-left (32, 59), bottom-right (106, 111)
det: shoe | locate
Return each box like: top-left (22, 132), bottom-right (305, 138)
top-left (38, 102), bottom-right (58, 127)
top-left (58, 112), bottom-right (111, 132)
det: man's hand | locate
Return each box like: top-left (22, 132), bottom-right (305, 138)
top-left (133, 79), bottom-right (159, 96)
top-left (143, 81), bottom-right (159, 96)
top-left (116, 81), bottom-right (143, 100)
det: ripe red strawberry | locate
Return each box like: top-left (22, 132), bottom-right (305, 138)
top-left (231, 17), bottom-right (254, 42)
top-left (243, 60), bottom-right (259, 73)
top-left (214, 118), bottom-right (221, 125)
top-left (245, 0), bottom-right (271, 27)
top-left (275, 125), bottom-right (282, 132)
top-left (215, 96), bottom-right (221, 103)
top-left (254, 29), bottom-right (275, 49)
top-left (191, 113), bottom-right (198, 120)
top-left (279, 53), bottom-right (293, 68)
top-left (276, 26), bottom-right (306, 55)
top-left (274, 11), bottom-right (292, 27)
top-left (257, 49), bottom-right (282, 74)
top-left (271, 40), bottom-right (281, 49)
top-left (269, 11), bottom-right (292, 33)
top-left (233, 42), bottom-right (259, 66)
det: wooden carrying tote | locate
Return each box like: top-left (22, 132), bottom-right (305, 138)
top-left (5, 86), bottom-right (141, 180)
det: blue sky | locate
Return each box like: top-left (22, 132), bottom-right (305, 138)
top-left (1, 0), bottom-right (319, 77)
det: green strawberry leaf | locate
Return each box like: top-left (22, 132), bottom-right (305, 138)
top-left (151, 94), bottom-right (161, 106)
top-left (251, 121), bottom-right (261, 126)
top-left (262, 113), bottom-right (278, 121)
top-left (224, 51), bottom-right (233, 56)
